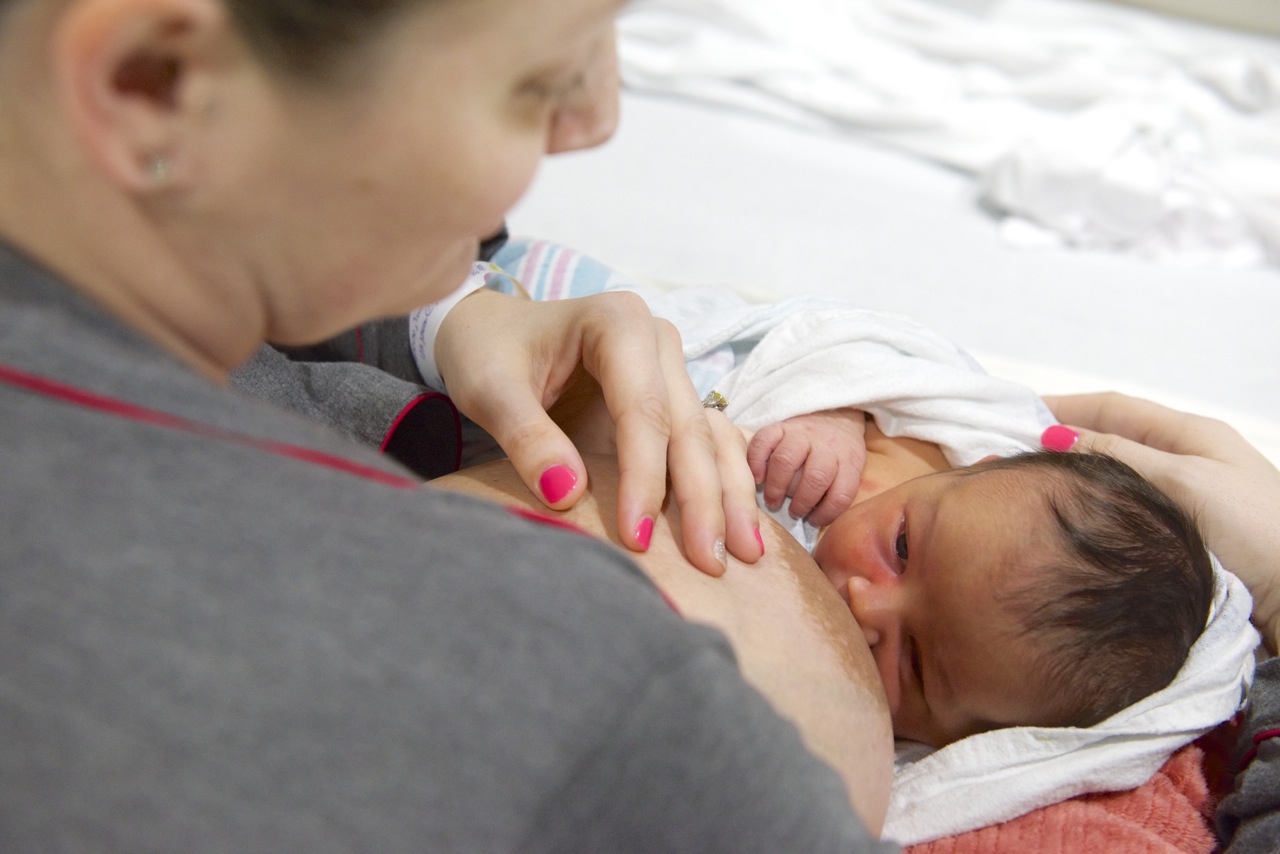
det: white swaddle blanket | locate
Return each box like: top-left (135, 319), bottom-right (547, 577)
top-left (635, 282), bottom-right (1260, 845)
top-left (640, 281), bottom-right (1055, 463)
top-left (619, 0), bottom-right (1280, 267)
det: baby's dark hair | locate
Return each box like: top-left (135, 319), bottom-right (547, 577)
top-left (968, 450), bottom-right (1214, 729)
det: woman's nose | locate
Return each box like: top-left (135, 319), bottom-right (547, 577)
top-left (545, 32), bottom-right (621, 155)
top-left (847, 577), bottom-right (904, 713)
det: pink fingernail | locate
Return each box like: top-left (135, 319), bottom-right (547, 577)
top-left (754, 526), bottom-right (765, 556)
top-left (635, 516), bottom-right (655, 551)
top-left (539, 465), bottom-right (577, 504)
top-left (1042, 424), bottom-right (1080, 453)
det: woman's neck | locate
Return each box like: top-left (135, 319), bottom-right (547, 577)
top-left (0, 61), bottom-right (266, 384)
top-left (0, 162), bottom-right (264, 384)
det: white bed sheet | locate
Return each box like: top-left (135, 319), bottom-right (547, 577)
top-left (510, 90), bottom-right (1280, 465)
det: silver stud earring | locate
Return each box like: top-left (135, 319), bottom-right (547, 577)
top-left (147, 155), bottom-right (171, 183)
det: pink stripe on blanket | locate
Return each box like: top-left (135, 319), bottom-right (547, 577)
top-left (517, 240), bottom-right (547, 294)
top-left (546, 245), bottom-right (575, 301)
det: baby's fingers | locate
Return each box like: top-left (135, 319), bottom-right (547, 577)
top-left (805, 452), bottom-right (865, 528)
top-left (786, 449), bottom-right (839, 521)
top-left (759, 432), bottom-right (809, 511)
top-left (747, 423), bottom-right (785, 484)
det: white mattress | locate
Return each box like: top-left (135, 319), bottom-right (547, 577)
top-left (511, 89), bottom-right (1280, 465)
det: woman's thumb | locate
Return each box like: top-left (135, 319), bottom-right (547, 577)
top-left (471, 395), bottom-right (589, 511)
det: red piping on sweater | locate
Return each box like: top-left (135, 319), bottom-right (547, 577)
top-left (1240, 727), bottom-right (1280, 771)
top-left (1, 361), bottom-right (683, 614)
top-left (0, 362), bottom-right (422, 490)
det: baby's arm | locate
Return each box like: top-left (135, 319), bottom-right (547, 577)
top-left (747, 407), bottom-right (868, 527)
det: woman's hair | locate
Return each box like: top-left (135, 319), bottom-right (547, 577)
top-left (220, 0), bottom-right (422, 81)
top-left (0, 1), bottom-right (427, 81)
top-left (975, 451), bottom-right (1215, 729)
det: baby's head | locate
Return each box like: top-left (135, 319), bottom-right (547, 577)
top-left (968, 451), bottom-right (1215, 726)
top-left (814, 450), bottom-right (1214, 747)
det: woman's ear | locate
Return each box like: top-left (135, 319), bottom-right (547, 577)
top-left (51, 0), bottom-right (229, 191)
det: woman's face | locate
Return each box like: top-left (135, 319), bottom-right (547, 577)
top-left (185, 0), bottom-right (623, 345)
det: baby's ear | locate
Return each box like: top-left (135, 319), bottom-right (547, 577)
top-left (977, 454), bottom-right (1002, 465)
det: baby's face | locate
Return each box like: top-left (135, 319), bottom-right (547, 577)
top-left (813, 467), bottom-right (1066, 747)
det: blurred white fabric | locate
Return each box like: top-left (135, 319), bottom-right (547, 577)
top-left (619, 0), bottom-right (1280, 267)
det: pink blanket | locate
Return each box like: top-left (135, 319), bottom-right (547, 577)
top-left (904, 724), bottom-right (1238, 854)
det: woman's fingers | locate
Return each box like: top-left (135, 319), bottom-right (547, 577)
top-left (707, 409), bottom-right (767, 565)
top-left (625, 318), bottom-right (730, 574)
top-left (450, 356), bottom-right (592, 511)
top-left (1043, 392), bottom-right (1238, 461)
top-left (579, 302), bottom-right (677, 556)
top-left (1045, 392), bottom-right (1276, 496)
top-left (436, 290), bottom-right (595, 511)
top-left (607, 310), bottom-right (765, 574)
top-left (441, 288), bottom-right (762, 572)
top-left (575, 297), bottom-right (755, 572)
top-left (1047, 422), bottom-right (1190, 499)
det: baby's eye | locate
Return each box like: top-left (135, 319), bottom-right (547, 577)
top-left (894, 520), bottom-right (909, 563)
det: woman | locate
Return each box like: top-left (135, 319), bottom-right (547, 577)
top-left (0, 0), bottom-right (892, 849)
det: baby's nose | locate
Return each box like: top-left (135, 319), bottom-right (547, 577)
top-left (847, 577), bottom-right (903, 646)
top-left (847, 577), bottom-right (903, 713)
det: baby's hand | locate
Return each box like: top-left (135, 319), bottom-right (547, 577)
top-left (747, 408), bottom-right (868, 527)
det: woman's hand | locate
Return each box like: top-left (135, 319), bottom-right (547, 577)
top-left (747, 408), bottom-right (868, 528)
top-left (1044, 392), bottom-right (1280, 652)
top-left (435, 288), bottom-right (763, 576)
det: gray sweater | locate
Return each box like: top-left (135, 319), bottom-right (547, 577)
top-left (0, 243), bottom-right (889, 852)
top-left (1220, 656), bottom-right (1280, 851)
